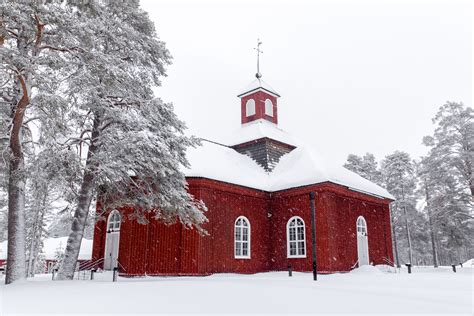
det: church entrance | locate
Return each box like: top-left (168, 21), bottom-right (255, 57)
top-left (356, 216), bottom-right (369, 266)
top-left (104, 210), bottom-right (121, 270)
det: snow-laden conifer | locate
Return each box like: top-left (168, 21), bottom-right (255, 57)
top-left (1, 0), bottom-right (80, 284)
top-left (53, 1), bottom-right (207, 280)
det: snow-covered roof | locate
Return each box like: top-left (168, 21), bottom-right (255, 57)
top-left (270, 146), bottom-right (394, 198)
top-left (237, 78), bottom-right (280, 98)
top-left (225, 119), bottom-right (299, 147)
top-left (184, 141), bottom-right (394, 200)
top-left (0, 237), bottom-right (93, 260)
top-left (184, 141), bottom-right (270, 189)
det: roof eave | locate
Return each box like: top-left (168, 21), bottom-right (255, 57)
top-left (237, 87), bottom-right (281, 98)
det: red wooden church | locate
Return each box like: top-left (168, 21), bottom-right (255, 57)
top-left (92, 64), bottom-right (395, 276)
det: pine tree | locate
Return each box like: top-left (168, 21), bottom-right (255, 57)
top-left (1, 1), bottom-right (80, 284)
top-left (381, 151), bottom-right (417, 265)
top-left (55, 1), bottom-right (207, 280)
top-left (344, 153), bottom-right (383, 185)
top-left (423, 102), bottom-right (473, 198)
top-left (420, 102), bottom-right (473, 265)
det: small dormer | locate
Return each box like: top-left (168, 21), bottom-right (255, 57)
top-left (238, 78), bottom-right (280, 125)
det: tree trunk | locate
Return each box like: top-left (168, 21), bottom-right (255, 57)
top-left (424, 181), bottom-right (439, 268)
top-left (403, 205), bottom-right (413, 264)
top-left (5, 77), bottom-right (30, 284)
top-left (401, 184), bottom-right (413, 264)
top-left (27, 187), bottom-right (48, 277)
top-left (389, 204), bottom-right (401, 268)
top-left (57, 115), bottom-right (100, 280)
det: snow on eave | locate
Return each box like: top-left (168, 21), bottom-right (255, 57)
top-left (185, 176), bottom-right (268, 193)
top-left (346, 186), bottom-right (395, 201)
top-left (269, 180), bottom-right (394, 202)
top-left (237, 87), bottom-right (281, 98)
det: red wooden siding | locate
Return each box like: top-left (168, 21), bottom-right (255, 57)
top-left (91, 178), bottom-right (393, 276)
top-left (240, 91), bottom-right (278, 125)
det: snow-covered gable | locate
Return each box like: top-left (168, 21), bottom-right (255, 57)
top-left (226, 119), bottom-right (299, 147)
top-left (0, 237), bottom-right (93, 261)
top-left (184, 140), bottom-right (394, 200)
top-left (270, 146), bottom-right (394, 199)
top-left (184, 141), bottom-right (270, 189)
top-left (237, 78), bottom-right (280, 98)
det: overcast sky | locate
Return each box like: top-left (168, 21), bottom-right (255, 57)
top-left (141, 0), bottom-right (472, 165)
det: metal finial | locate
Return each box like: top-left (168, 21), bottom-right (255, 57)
top-left (254, 39), bottom-right (263, 79)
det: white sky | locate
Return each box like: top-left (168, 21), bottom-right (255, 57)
top-left (141, 0), bottom-right (472, 165)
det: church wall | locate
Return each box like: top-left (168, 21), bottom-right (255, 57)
top-left (188, 178), bottom-right (272, 274)
top-left (269, 183), bottom-right (393, 273)
top-left (325, 193), bottom-right (393, 271)
top-left (91, 180), bottom-right (393, 276)
top-left (269, 186), bottom-right (334, 273)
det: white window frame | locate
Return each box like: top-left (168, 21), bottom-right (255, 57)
top-left (234, 216), bottom-right (251, 259)
top-left (107, 210), bottom-right (122, 232)
top-left (356, 216), bottom-right (367, 236)
top-left (246, 99), bottom-right (256, 117)
top-left (264, 99), bottom-right (273, 117)
top-left (287, 216), bottom-right (306, 258)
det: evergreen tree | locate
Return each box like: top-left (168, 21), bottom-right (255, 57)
top-left (344, 153), bottom-right (383, 185)
top-left (54, 0), bottom-right (207, 280)
top-left (423, 102), bottom-right (473, 198)
top-left (381, 151), bottom-right (417, 265)
top-left (0, 0), bottom-right (80, 284)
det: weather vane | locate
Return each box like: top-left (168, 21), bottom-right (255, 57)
top-left (254, 39), bottom-right (263, 79)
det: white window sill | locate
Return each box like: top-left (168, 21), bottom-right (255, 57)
top-left (287, 255), bottom-right (307, 259)
top-left (235, 256), bottom-right (251, 260)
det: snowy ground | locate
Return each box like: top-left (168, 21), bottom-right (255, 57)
top-left (0, 265), bottom-right (472, 315)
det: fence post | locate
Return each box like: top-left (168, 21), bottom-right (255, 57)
top-left (113, 267), bottom-right (118, 282)
top-left (451, 264), bottom-right (456, 273)
top-left (405, 263), bottom-right (412, 274)
top-left (288, 264), bottom-right (292, 277)
top-left (91, 269), bottom-right (96, 280)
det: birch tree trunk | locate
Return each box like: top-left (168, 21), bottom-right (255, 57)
top-left (57, 115), bottom-right (100, 280)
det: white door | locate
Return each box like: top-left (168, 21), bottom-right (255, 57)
top-left (104, 210), bottom-right (121, 270)
top-left (356, 216), bottom-right (369, 266)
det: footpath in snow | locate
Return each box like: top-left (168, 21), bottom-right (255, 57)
top-left (0, 265), bottom-right (472, 315)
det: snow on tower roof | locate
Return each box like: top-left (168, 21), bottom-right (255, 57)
top-left (183, 140), bottom-right (394, 200)
top-left (237, 78), bottom-right (280, 98)
top-left (0, 237), bottom-right (93, 261)
top-left (225, 119), bottom-right (299, 147)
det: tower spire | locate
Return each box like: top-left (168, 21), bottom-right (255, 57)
top-left (254, 39), bottom-right (263, 79)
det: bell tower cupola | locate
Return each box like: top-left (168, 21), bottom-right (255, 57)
top-left (237, 39), bottom-right (280, 125)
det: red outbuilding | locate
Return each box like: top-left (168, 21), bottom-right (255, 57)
top-left (92, 73), bottom-right (395, 277)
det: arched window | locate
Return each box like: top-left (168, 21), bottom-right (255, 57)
top-left (107, 210), bottom-right (121, 232)
top-left (264, 99), bottom-right (273, 117)
top-left (287, 216), bottom-right (306, 258)
top-left (356, 216), bottom-right (367, 236)
top-left (246, 99), bottom-right (256, 117)
top-left (235, 216), bottom-right (250, 258)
